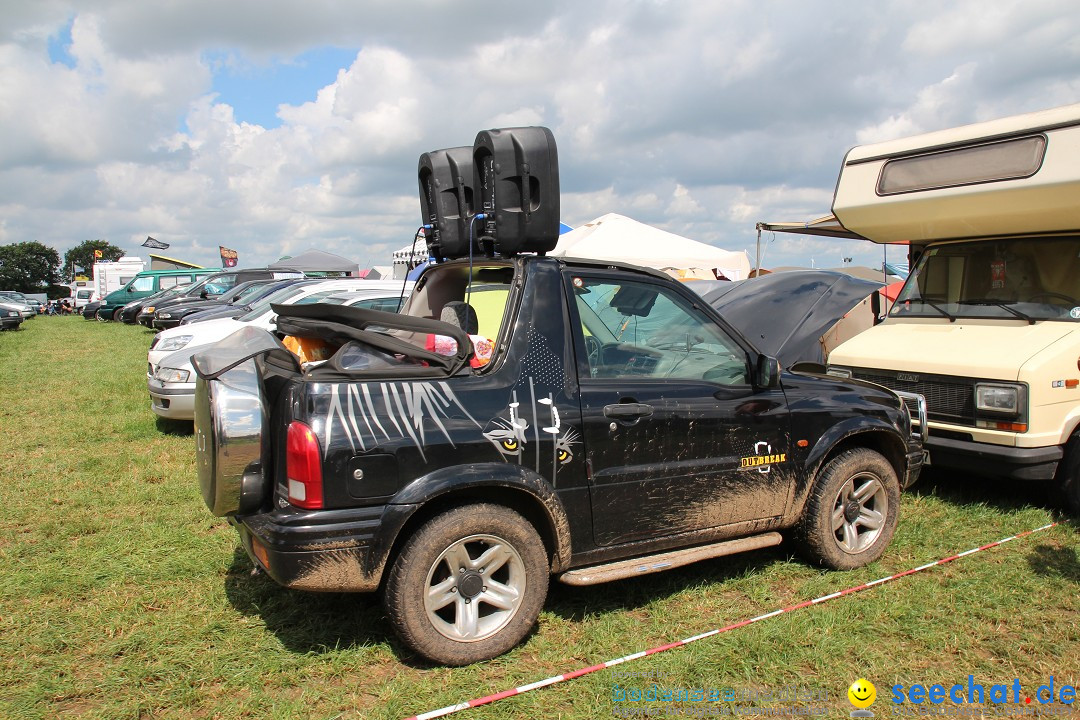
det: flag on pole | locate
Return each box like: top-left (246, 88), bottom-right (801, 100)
top-left (141, 236), bottom-right (170, 250)
top-left (93, 249), bottom-right (103, 259)
top-left (219, 246), bottom-right (239, 268)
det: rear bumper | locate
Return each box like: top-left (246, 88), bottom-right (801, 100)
top-left (925, 434), bottom-right (1063, 481)
top-left (232, 502), bottom-right (418, 592)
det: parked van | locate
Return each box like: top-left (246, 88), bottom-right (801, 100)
top-left (72, 287), bottom-right (96, 311)
top-left (98, 268), bottom-right (217, 321)
top-left (764, 104), bottom-right (1080, 510)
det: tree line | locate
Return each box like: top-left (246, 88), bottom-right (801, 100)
top-left (0, 240), bottom-right (125, 297)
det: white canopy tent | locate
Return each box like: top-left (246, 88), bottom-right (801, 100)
top-left (551, 213), bottom-right (750, 280)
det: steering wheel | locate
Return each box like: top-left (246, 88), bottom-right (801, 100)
top-left (584, 335), bottom-right (602, 369)
top-left (1026, 292), bottom-right (1080, 306)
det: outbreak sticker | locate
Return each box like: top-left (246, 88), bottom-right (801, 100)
top-left (990, 260), bottom-right (1006, 289)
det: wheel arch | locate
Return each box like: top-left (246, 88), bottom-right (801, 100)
top-left (370, 464), bottom-right (573, 587)
top-left (793, 420), bottom-right (907, 517)
top-left (1055, 411), bottom-right (1080, 447)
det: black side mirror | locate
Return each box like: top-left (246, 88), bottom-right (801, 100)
top-left (755, 354), bottom-right (781, 389)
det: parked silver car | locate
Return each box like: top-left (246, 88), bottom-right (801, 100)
top-left (149, 283), bottom-right (411, 420)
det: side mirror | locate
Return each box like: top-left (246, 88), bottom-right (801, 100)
top-left (755, 354), bottom-right (781, 389)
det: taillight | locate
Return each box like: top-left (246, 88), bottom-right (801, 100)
top-left (286, 421), bottom-right (323, 509)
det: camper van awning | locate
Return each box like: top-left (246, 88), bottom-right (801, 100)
top-left (755, 215), bottom-right (867, 240)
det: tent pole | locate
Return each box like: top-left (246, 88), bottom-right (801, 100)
top-left (755, 225), bottom-right (762, 278)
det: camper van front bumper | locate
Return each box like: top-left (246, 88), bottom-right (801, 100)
top-left (925, 434), bottom-right (1063, 481)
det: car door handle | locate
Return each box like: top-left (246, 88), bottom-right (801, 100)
top-left (604, 403), bottom-right (654, 419)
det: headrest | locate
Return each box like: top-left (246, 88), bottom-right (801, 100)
top-left (440, 301), bottom-right (479, 334)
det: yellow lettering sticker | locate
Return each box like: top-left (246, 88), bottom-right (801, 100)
top-left (740, 453), bottom-right (786, 468)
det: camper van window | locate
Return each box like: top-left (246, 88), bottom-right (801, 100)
top-left (892, 237), bottom-right (1080, 321)
top-left (877, 135), bottom-right (1046, 195)
top-left (130, 276), bottom-right (156, 292)
top-left (160, 276), bottom-right (187, 289)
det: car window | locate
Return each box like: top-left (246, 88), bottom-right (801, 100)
top-left (293, 289), bottom-right (353, 306)
top-left (571, 275), bottom-right (749, 384)
top-left (346, 296), bottom-right (404, 312)
top-left (130, 276), bottom-right (156, 292)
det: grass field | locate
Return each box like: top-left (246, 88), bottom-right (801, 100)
top-left (1, 316), bottom-right (1077, 720)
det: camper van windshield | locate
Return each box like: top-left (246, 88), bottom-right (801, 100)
top-left (892, 237), bottom-right (1080, 321)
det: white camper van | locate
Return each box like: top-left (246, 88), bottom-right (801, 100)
top-left (93, 257), bottom-right (147, 300)
top-left (763, 104), bottom-right (1080, 511)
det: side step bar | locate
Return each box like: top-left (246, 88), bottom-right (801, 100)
top-left (557, 532), bottom-right (784, 586)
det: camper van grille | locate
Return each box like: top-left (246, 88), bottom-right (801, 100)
top-left (850, 371), bottom-right (975, 426)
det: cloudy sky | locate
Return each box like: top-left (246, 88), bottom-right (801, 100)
top-left (3, 0), bottom-right (1080, 273)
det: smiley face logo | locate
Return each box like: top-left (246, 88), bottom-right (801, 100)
top-left (848, 678), bottom-right (876, 711)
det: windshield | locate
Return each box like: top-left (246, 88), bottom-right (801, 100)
top-left (219, 282), bottom-right (265, 304)
top-left (893, 237), bottom-right (1080, 321)
top-left (231, 282), bottom-right (271, 303)
top-left (181, 277), bottom-right (211, 296)
top-left (238, 282), bottom-right (322, 321)
top-left (145, 284), bottom-right (190, 303)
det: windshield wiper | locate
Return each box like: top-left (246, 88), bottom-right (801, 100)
top-left (958, 299), bottom-right (1034, 324)
top-left (911, 298), bottom-right (956, 322)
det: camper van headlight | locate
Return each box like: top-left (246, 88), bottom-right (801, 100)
top-left (156, 335), bottom-right (193, 352)
top-left (975, 384), bottom-right (1020, 414)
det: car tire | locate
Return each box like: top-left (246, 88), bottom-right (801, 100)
top-left (112, 307), bottom-right (123, 322)
top-left (794, 448), bottom-right (900, 570)
top-left (383, 504), bottom-right (548, 666)
top-left (1054, 433), bottom-right (1080, 515)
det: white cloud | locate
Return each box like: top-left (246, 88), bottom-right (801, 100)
top-left (2, 1), bottom-right (1080, 271)
top-left (854, 63), bottom-right (979, 144)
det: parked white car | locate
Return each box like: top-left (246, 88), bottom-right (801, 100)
top-left (148, 279), bottom-right (411, 420)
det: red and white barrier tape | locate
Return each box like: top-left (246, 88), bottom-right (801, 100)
top-left (405, 522), bottom-right (1059, 720)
